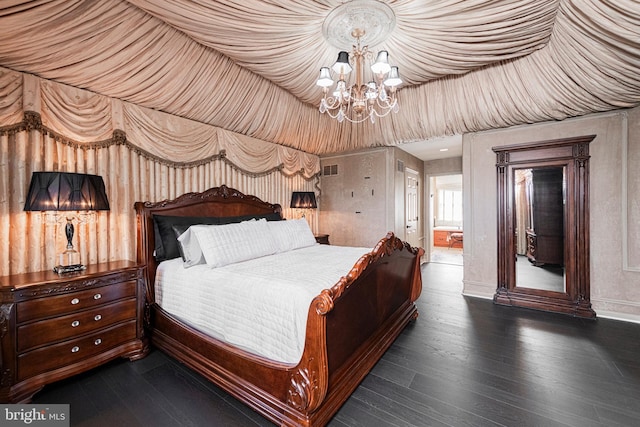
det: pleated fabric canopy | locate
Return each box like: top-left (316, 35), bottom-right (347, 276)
top-left (0, 0), bottom-right (638, 155)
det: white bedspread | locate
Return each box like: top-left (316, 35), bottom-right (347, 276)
top-left (155, 244), bottom-right (370, 364)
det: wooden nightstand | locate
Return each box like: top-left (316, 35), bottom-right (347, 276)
top-left (0, 260), bottom-right (148, 403)
top-left (314, 234), bottom-right (330, 245)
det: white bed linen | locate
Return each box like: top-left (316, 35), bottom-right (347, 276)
top-left (154, 244), bottom-right (370, 364)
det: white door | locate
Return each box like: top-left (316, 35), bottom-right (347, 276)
top-left (405, 169), bottom-right (420, 248)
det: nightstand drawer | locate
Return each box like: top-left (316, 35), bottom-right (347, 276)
top-left (0, 261), bottom-right (147, 402)
top-left (17, 298), bottom-right (137, 352)
top-left (17, 320), bottom-right (137, 381)
top-left (17, 280), bottom-right (137, 323)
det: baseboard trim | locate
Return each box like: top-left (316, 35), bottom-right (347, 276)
top-left (596, 311), bottom-right (640, 325)
top-left (462, 279), bottom-right (494, 300)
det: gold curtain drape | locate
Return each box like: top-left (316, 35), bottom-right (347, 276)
top-left (0, 70), bottom-right (320, 276)
top-left (1, 127), bottom-right (319, 276)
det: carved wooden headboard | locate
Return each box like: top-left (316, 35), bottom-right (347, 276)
top-left (134, 185), bottom-right (283, 298)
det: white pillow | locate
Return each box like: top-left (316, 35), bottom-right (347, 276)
top-left (190, 219), bottom-right (277, 268)
top-left (267, 218), bottom-right (318, 253)
top-left (175, 227), bottom-right (206, 268)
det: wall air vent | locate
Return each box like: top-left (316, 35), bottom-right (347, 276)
top-left (397, 160), bottom-right (405, 172)
top-left (323, 164), bottom-right (338, 176)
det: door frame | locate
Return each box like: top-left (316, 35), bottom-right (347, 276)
top-left (404, 167), bottom-right (421, 248)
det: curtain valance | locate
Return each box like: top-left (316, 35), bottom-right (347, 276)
top-left (0, 67), bottom-right (320, 178)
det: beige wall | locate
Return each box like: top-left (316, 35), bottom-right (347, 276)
top-left (319, 147), bottom-right (423, 248)
top-left (319, 148), bottom-right (392, 248)
top-left (463, 108), bottom-right (640, 322)
top-left (425, 157), bottom-right (463, 176)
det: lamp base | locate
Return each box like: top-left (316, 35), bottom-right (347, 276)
top-left (57, 249), bottom-right (82, 272)
top-left (53, 264), bottom-right (86, 274)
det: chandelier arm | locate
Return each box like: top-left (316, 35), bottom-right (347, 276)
top-left (321, 104), bottom-right (371, 124)
top-left (318, 29), bottom-right (400, 123)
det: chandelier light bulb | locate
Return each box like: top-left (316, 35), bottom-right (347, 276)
top-left (383, 66), bottom-right (402, 87)
top-left (370, 51), bottom-right (391, 74)
top-left (331, 51), bottom-right (352, 75)
top-left (366, 81), bottom-right (377, 100)
top-left (316, 67), bottom-right (334, 87)
top-left (333, 79), bottom-right (347, 99)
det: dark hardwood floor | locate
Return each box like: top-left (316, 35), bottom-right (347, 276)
top-left (33, 262), bottom-right (640, 426)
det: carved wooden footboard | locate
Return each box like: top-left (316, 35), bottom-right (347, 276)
top-left (292, 233), bottom-right (423, 426)
top-left (135, 186), bottom-right (423, 426)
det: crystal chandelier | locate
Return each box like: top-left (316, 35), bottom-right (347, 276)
top-left (316, 28), bottom-right (402, 124)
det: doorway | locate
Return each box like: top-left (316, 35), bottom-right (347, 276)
top-left (429, 174), bottom-right (463, 265)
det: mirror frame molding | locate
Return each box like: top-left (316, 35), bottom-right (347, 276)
top-left (493, 135), bottom-right (596, 318)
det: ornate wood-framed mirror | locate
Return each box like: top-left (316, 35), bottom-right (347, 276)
top-left (492, 135), bottom-right (596, 318)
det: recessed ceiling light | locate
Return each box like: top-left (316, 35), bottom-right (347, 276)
top-left (439, 148), bottom-right (449, 152)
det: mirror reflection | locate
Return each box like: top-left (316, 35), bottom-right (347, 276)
top-left (514, 167), bottom-right (565, 292)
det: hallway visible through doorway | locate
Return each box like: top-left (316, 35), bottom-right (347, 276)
top-left (429, 173), bottom-right (463, 265)
top-left (430, 246), bottom-right (463, 265)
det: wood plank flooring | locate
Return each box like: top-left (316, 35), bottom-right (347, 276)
top-left (33, 262), bottom-right (640, 426)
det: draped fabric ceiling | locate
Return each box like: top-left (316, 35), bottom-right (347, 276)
top-left (0, 0), bottom-right (639, 156)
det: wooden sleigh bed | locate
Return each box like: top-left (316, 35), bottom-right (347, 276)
top-left (135, 185), bottom-right (424, 427)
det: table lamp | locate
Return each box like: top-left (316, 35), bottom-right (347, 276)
top-left (290, 191), bottom-right (317, 218)
top-left (24, 172), bottom-right (110, 273)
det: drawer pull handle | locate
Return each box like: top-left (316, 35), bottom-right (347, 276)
top-left (71, 320), bottom-right (80, 327)
top-left (94, 338), bottom-right (102, 346)
top-left (93, 293), bottom-right (102, 300)
top-left (94, 314), bottom-right (102, 321)
top-left (71, 346), bottom-right (80, 353)
top-left (71, 298), bottom-right (80, 305)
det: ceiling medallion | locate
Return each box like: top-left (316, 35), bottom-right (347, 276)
top-left (322, 0), bottom-right (396, 50)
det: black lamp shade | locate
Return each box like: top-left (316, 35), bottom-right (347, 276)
top-left (24, 172), bottom-right (110, 212)
top-left (290, 191), bottom-right (317, 209)
top-left (331, 51), bottom-right (352, 75)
